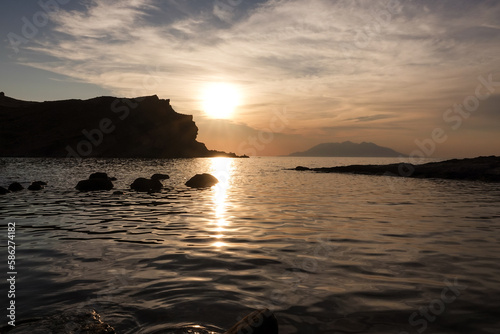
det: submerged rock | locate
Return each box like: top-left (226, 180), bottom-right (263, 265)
top-left (224, 309), bottom-right (278, 334)
top-left (131, 177), bottom-right (163, 192)
top-left (76, 179), bottom-right (114, 191)
top-left (295, 166), bottom-right (310, 171)
top-left (2, 309), bottom-right (115, 334)
top-left (185, 173), bottom-right (219, 188)
top-left (0, 186), bottom-right (9, 195)
top-left (8, 182), bottom-right (23, 192)
top-left (113, 190), bottom-right (124, 195)
top-left (76, 173), bottom-right (114, 191)
top-left (28, 181), bottom-right (46, 191)
top-left (151, 173), bottom-right (170, 181)
top-left (89, 172), bottom-right (116, 181)
top-left (32, 181), bottom-right (47, 186)
top-left (89, 172), bottom-right (109, 180)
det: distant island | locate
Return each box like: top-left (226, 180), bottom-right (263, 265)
top-left (0, 92), bottom-right (238, 158)
top-left (289, 141), bottom-right (405, 157)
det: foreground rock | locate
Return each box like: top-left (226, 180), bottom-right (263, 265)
top-left (28, 181), bottom-right (47, 191)
top-left (76, 173), bottom-right (114, 191)
top-left (151, 173), bottom-right (170, 181)
top-left (131, 177), bottom-right (163, 192)
top-left (224, 309), bottom-right (278, 334)
top-left (185, 173), bottom-right (219, 188)
top-left (293, 156), bottom-right (500, 182)
top-left (0, 186), bottom-right (9, 195)
top-left (8, 182), bottom-right (23, 192)
top-left (2, 309), bottom-right (115, 334)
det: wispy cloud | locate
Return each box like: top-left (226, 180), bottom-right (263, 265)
top-left (12, 0), bottom-right (500, 156)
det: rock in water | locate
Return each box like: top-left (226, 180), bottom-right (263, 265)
top-left (151, 173), bottom-right (170, 181)
top-left (1, 309), bottom-right (115, 334)
top-left (32, 181), bottom-right (47, 186)
top-left (224, 309), bottom-right (279, 334)
top-left (0, 186), bottom-right (9, 195)
top-left (89, 172), bottom-right (109, 180)
top-left (130, 177), bottom-right (163, 192)
top-left (76, 179), bottom-right (114, 191)
top-left (8, 182), bottom-right (24, 192)
top-left (28, 181), bottom-right (46, 191)
top-left (185, 173), bottom-right (219, 188)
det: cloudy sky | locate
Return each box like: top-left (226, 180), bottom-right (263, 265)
top-left (1, 0), bottom-right (499, 157)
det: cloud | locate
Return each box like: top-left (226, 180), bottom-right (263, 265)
top-left (10, 0), bottom-right (500, 156)
top-left (346, 114), bottom-right (395, 123)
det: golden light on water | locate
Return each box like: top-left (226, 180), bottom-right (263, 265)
top-left (210, 157), bottom-right (233, 248)
top-left (201, 83), bottom-right (240, 119)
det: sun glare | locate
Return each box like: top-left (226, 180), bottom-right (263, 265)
top-left (202, 83), bottom-right (239, 119)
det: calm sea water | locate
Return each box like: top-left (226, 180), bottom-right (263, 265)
top-left (1, 157), bottom-right (500, 333)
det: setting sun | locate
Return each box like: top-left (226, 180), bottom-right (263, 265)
top-left (202, 83), bottom-right (239, 119)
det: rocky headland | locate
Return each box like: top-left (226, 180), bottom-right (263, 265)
top-left (293, 156), bottom-right (500, 182)
top-left (0, 93), bottom-right (238, 158)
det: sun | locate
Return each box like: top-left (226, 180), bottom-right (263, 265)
top-left (202, 83), bottom-right (240, 119)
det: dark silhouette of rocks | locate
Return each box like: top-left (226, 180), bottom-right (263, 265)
top-left (151, 173), bottom-right (170, 181)
top-left (0, 93), bottom-right (238, 158)
top-left (185, 173), bottom-right (219, 188)
top-left (130, 177), bottom-right (163, 192)
top-left (76, 179), bottom-right (114, 191)
top-left (2, 309), bottom-right (115, 334)
top-left (294, 156), bottom-right (500, 182)
top-left (28, 181), bottom-right (46, 191)
top-left (224, 309), bottom-right (278, 334)
top-left (295, 166), bottom-right (310, 171)
top-left (89, 172), bottom-right (116, 181)
top-left (1, 308), bottom-right (277, 334)
top-left (289, 141), bottom-right (404, 157)
top-left (76, 173), bottom-right (114, 191)
top-left (8, 182), bottom-right (23, 192)
top-left (113, 190), bottom-right (124, 195)
top-left (0, 186), bottom-right (9, 195)
top-left (89, 172), bottom-right (109, 180)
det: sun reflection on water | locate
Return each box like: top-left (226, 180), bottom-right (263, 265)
top-left (209, 158), bottom-right (233, 248)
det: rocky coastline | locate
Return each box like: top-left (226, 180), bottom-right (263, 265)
top-left (0, 93), bottom-right (242, 158)
top-left (293, 156), bottom-right (500, 182)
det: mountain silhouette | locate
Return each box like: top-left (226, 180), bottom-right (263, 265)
top-left (289, 141), bottom-right (405, 157)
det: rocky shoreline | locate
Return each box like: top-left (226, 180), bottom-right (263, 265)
top-left (1, 308), bottom-right (278, 334)
top-left (293, 156), bottom-right (500, 182)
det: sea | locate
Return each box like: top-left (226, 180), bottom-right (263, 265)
top-left (0, 157), bottom-right (499, 334)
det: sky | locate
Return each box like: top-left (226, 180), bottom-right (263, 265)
top-left (1, 0), bottom-right (499, 158)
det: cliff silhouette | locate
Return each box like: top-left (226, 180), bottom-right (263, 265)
top-left (0, 93), bottom-right (235, 158)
